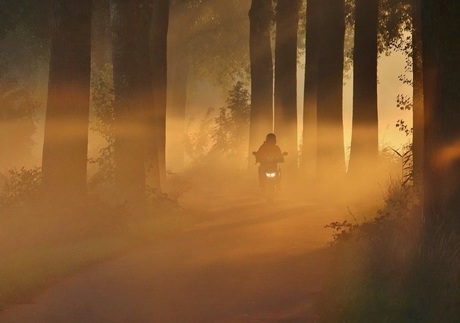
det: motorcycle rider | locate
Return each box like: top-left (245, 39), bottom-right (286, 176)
top-left (253, 133), bottom-right (285, 188)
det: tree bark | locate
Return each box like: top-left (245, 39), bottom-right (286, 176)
top-left (167, 41), bottom-right (189, 171)
top-left (248, 0), bottom-right (274, 164)
top-left (301, 0), bottom-right (321, 176)
top-left (274, 0), bottom-right (301, 167)
top-left (91, 0), bottom-right (111, 70)
top-left (166, 4), bottom-right (192, 171)
top-left (316, 0), bottom-right (346, 179)
top-left (150, 0), bottom-right (169, 190)
top-left (137, 0), bottom-right (161, 193)
top-left (412, 0), bottom-right (423, 189)
top-left (348, 0), bottom-right (379, 176)
top-left (42, 0), bottom-right (92, 197)
top-left (111, 0), bottom-right (147, 203)
top-left (422, 0), bottom-right (460, 225)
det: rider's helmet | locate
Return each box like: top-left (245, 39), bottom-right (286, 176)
top-left (266, 133), bottom-right (277, 144)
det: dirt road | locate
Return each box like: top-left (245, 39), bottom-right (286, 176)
top-left (0, 186), bottom-right (342, 322)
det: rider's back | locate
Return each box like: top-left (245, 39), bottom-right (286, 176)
top-left (255, 141), bottom-right (284, 164)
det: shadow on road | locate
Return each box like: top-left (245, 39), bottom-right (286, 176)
top-left (0, 188), bottom-right (338, 323)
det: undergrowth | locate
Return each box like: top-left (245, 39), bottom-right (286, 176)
top-left (0, 167), bottom-right (188, 312)
top-left (319, 177), bottom-right (460, 322)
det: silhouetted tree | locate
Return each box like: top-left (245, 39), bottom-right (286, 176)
top-left (184, 81), bottom-right (250, 167)
top-left (167, 0), bottom-right (249, 171)
top-left (137, 0), bottom-right (161, 192)
top-left (248, 0), bottom-right (273, 163)
top-left (348, 0), bottom-right (379, 176)
top-left (316, 0), bottom-right (346, 178)
top-left (274, 0), bottom-right (301, 167)
top-left (0, 2), bottom-right (50, 170)
top-left (422, 0), bottom-right (460, 225)
top-left (167, 2), bottom-right (198, 171)
top-left (301, 0), bottom-right (321, 176)
top-left (42, 0), bottom-right (92, 196)
top-left (150, 0), bottom-right (170, 190)
top-left (378, 0), bottom-right (423, 187)
top-left (411, 0), bottom-right (423, 187)
top-left (212, 81), bottom-right (250, 159)
top-left (111, 0), bottom-right (147, 202)
top-left (92, 0), bottom-right (112, 70)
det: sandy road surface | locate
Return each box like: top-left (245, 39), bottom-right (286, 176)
top-left (0, 187), bottom-right (342, 323)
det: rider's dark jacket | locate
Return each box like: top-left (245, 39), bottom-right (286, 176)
top-left (254, 141), bottom-right (284, 164)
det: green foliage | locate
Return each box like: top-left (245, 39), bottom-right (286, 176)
top-left (185, 81), bottom-right (250, 166)
top-left (0, 167), bottom-right (41, 209)
top-left (172, 0), bottom-right (250, 88)
top-left (389, 145), bottom-right (413, 187)
top-left (396, 93), bottom-right (412, 113)
top-left (320, 170), bottom-right (460, 322)
top-left (211, 81), bottom-right (250, 156)
top-left (185, 107), bottom-right (215, 162)
top-left (378, 0), bottom-right (412, 53)
top-left (343, 0), bottom-right (413, 72)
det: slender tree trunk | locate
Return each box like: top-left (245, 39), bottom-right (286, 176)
top-left (248, 0), bottom-right (274, 163)
top-left (137, 1), bottom-right (161, 193)
top-left (422, 0), bottom-right (460, 225)
top-left (42, 0), bottom-right (92, 197)
top-left (92, 0), bottom-right (111, 70)
top-left (167, 39), bottom-right (189, 171)
top-left (274, 0), bottom-right (301, 167)
top-left (301, 0), bottom-right (321, 176)
top-left (348, 0), bottom-right (379, 176)
top-left (165, 4), bottom-right (195, 171)
top-left (150, 0), bottom-right (169, 190)
top-left (412, 0), bottom-right (423, 189)
top-left (316, 0), bottom-right (346, 179)
top-left (111, 0), bottom-right (146, 203)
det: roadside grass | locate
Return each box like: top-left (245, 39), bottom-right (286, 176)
top-left (317, 179), bottom-right (460, 323)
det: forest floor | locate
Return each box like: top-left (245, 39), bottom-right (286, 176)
top-left (0, 177), bottom-right (349, 323)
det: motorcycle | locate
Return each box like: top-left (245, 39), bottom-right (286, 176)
top-left (252, 151), bottom-right (288, 201)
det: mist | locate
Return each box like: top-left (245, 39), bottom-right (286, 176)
top-left (1, 0), bottom-right (459, 322)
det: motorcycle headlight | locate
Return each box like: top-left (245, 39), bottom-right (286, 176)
top-left (265, 172), bottom-right (276, 178)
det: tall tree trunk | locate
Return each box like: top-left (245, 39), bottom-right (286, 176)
top-left (316, 0), bottom-right (346, 179)
top-left (42, 0), bottom-right (92, 197)
top-left (274, 0), bottom-right (301, 167)
top-left (150, 0), bottom-right (170, 190)
top-left (301, 0), bottom-right (321, 176)
top-left (167, 39), bottom-right (189, 171)
top-left (348, 0), bottom-right (379, 177)
top-left (111, 0), bottom-right (146, 203)
top-left (138, 0), bottom-right (161, 193)
top-left (92, 0), bottom-right (111, 70)
top-left (248, 0), bottom-right (274, 163)
top-left (165, 4), bottom-right (194, 171)
top-left (412, 0), bottom-right (423, 189)
top-left (422, 0), bottom-right (460, 225)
